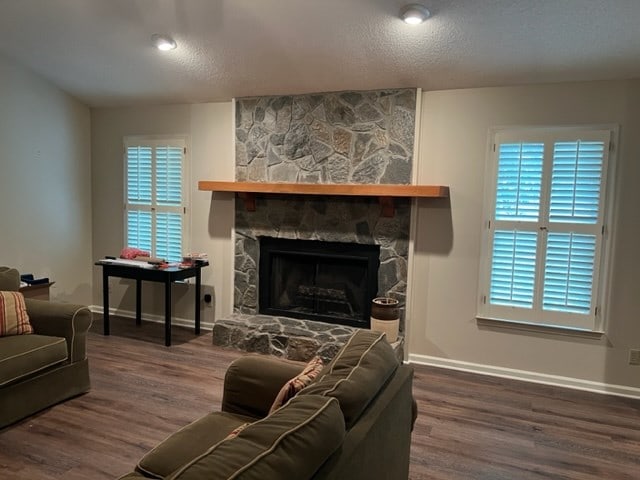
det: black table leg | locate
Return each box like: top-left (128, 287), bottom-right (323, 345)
top-left (136, 278), bottom-right (142, 326)
top-left (103, 269), bottom-right (110, 335)
top-left (165, 279), bottom-right (172, 347)
top-left (195, 268), bottom-right (201, 335)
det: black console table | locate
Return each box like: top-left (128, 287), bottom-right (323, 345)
top-left (95, 260), bottom-right (208, 346)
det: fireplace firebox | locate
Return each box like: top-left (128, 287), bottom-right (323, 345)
top-left (258, 237), bottom-right (380, 328)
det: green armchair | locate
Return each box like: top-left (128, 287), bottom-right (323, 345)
top-left (0, 267), bottom-right (92, 428)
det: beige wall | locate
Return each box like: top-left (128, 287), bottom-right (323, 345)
top-left (4, 49), bottom-right (636, 393)
top-left (90, 103), bottom-right (235, 325)
top-left (409, 80), bottom-right (640, 393)
top-left (0, 54), bottom-right (92, 304)
top-left (89, 80), bottom-right (640, 394)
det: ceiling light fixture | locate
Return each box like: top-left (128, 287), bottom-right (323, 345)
top-left (152, 34), bottom-right (177, 51)
top-left (400, 4), bottom-right (431, 25)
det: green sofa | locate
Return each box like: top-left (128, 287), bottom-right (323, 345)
top-left (118, 329), bottom-right (415, 480)
top-left (0, 267), bottom-right (92, 428)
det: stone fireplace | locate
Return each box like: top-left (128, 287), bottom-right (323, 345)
top-left (258, 236), bottom-right (380, 328)
top-left (212, 88), bottom-right (416, 361)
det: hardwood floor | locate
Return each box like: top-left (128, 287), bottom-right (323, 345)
top-left (1, 316), bottom-right (639, 479)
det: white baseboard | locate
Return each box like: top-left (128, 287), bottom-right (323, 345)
top-left (89, 305), bottom-right (214, 331)
top-left (408, 353), bottom-right (640, 400)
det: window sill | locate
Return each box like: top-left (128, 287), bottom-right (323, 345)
top-left (476, 316), bottom-right (605, 340)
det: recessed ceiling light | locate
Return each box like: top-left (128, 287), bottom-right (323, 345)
top-left (400, 4), bottom-right (431, 25)
top-left (152, 34), bottom-right (177, 51)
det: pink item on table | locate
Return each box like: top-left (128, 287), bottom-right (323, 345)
top-left (120, 247), bottom-right (150, 259)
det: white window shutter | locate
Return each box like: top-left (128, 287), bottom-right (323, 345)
top-left (124, 138), bottom-right (188, 263)
top-left (549, 141), bottom-right (604, 224)
top-left (495, 143), bottom-right (544, 222)
top-left (489, 230), bottom-right (538, 308)
top-left (155, 211), bottom-right (183, 263)
top-left (127, 147), bottom-right (152, 205)
top-left (126, 210), bottom-right (152, 252)
top-left (479, 128), bottom-right (613, 332)
top-left (156, 146), bottom-right (183, 206)
top-left (543, 232), bottom-right (596, 314)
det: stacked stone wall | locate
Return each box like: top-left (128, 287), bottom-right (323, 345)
top-left (214, 89), bottom-right (416, 359)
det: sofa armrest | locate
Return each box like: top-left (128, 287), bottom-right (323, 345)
top-left (24, 298), bottom-right (93, 363)
top-left (221, 355), bottom-right (306, 418)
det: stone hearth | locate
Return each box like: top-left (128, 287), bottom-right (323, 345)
top-left (212, 314), bottom-right (403, 363)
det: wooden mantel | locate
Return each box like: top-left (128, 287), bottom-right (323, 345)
top-left (198, 181), bottom-right (449, 217)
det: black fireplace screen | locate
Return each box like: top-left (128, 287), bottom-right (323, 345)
top-left (258, 237), bottom-right (380, 328)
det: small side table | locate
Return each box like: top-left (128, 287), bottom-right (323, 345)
top-left (95, 261), bottom-right (208, 346)
top-left (19, 282), bottom-right (55, 301)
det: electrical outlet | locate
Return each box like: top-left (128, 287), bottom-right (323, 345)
top-left (629, 349), bottom-right (640, 366)
top-left (203, 293), bottom-right (213, 307)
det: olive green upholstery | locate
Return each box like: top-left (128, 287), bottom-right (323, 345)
top-left (137, 412), bottom-right (256, 479)
top-left (0, 334), bottom-right (67, 386)
top-left (299, 329), bottom-right (400, 427)
top-left (221, 355), bottom-right (311, 418)
top-left (169, 396), bottom-right (346, 480)
top-left (0, 266), bottom-right (92, 428)
top-left (118, 329), bottom-right (415, 480)
top-left (0, 266), bottom-right (20, 291)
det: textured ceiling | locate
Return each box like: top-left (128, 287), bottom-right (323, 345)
top-left (1, 0), bottom-right (639, 107)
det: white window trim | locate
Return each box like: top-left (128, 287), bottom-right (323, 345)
top-left (477, 125), bottom-right (619, 334)
top-left (123, 135), bottom-right (190, 262)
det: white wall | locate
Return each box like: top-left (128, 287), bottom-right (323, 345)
top-left (409, 80), bottom-right (640, 394)
top-left (90, 103), bottom-right (235, 325)
top-left (0, 54), bottom-right (92, 304)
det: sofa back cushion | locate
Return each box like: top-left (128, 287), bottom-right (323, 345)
top-left (299, 329), bottom-right (399, 428)
top-left (168, 395), bottom-right (345, 480)
top-left (0, 291), bottom-right (33, 336)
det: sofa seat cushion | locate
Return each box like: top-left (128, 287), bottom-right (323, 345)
top-left (299, 329), bottom-right (399, 428)
top-left (137, 411), bottom-right (255, 479)
top-left (168, 395), bottom-right (345, 480)
top-left (0, 334), bottom-right (68, 387)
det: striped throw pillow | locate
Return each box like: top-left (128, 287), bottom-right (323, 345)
top-left (269, 356), bottom-right (324, 413)
top-left (0, 291), bottom-right (33, 336)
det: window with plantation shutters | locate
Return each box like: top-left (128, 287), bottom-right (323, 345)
top-left (478, 127), bottom-right (615, 332)
top-left (124, 137), bottom-right (188, 263)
